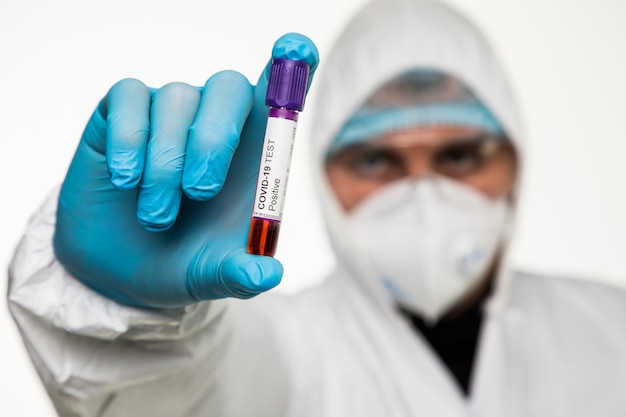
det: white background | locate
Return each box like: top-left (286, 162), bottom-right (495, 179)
top-left (1, 0), bottom-right (625, 415)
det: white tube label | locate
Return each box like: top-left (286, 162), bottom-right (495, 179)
top-left (252, 116), bottom-right (297, 221)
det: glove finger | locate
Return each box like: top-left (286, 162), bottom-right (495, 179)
top-left (249, 32), bottom-right (320, 125)
top-left (187, 248), bottom-right (283, 300)
top-left (182, 70), bottom-right (254, 201)
top-left (136, 82), bottom-right (201, 231)
top-left (105, 78), bottom-right (152, 189)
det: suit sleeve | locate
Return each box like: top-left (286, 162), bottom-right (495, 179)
top-left (7, 187), bottom-right (237, 416)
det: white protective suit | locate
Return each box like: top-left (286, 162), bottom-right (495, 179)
top-left (8, 0), bottom-right (626, 416)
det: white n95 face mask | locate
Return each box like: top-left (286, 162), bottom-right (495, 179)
top-left (345, 177), bottom-right (510, 323)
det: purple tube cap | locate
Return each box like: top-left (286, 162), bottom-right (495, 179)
top-left (266, 58), bottom-right (309, 111)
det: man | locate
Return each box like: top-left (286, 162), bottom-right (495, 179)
top-left (9, 0), bottom-right (626, 415)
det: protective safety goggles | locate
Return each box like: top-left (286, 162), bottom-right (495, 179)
top-left (325, 135), bottom-right (515, 184)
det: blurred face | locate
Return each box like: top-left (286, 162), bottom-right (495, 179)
top-left (326, 125), bottom-right (517, 212)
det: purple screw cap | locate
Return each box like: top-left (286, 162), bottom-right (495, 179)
top-left (266, 58), bottom-right (309, 111)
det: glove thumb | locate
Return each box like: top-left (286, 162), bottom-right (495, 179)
top-left (186, 248), bottom-right (283, 300)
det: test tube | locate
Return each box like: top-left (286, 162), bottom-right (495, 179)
top-left (247, 58), bottom-right (310, 257)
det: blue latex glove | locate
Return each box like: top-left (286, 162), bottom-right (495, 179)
top-left (53, 33), bottom-right (319, 308)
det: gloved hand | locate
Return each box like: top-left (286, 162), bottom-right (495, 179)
top-left (53, 33), bottom-right (319, 308)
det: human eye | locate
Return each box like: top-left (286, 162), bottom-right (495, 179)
top-left (433, 140), bottom-right (488, 177)
top-left (341, 148), bottom-right (406, 181)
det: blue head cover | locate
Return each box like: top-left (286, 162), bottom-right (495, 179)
top-left (328, 68), bottom-right (504, 155)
